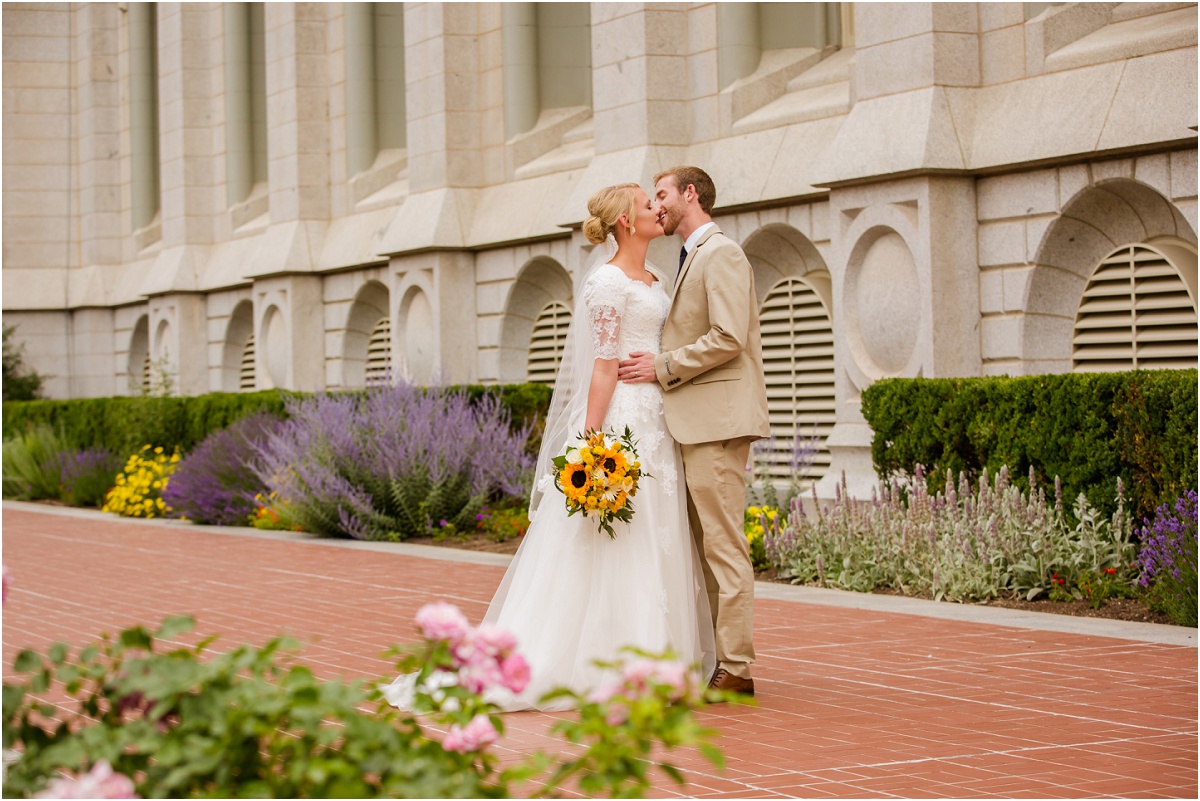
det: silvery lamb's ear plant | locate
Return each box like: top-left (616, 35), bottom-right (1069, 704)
top-left (253, 383), bottom-right (535, 542)
top-left (766, 465), bottom-right (1139, 603)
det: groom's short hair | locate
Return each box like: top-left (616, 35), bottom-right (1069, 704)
top-left (655, 166), bottom-right (716, 214)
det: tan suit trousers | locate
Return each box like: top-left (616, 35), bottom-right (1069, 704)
top-left (680, 436), bottom-right (755, 678)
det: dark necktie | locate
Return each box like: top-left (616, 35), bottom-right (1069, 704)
top-left (678, 246), bottom-right (687, 274)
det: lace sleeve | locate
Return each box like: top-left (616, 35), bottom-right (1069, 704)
top-left (582, 266), bottom-right (627, 361)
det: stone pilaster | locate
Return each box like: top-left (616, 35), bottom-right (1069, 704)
top-left (156, 3), bottom-right (217, 248)
top-left (817, 175), bottom-right (980, 499)
top-left (264, 2), bottom-right (330, 223)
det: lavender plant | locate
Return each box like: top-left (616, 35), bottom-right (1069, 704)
top-left (253, 384), bottom-right (534, 541)
top-left (59, 447), bottom-right (123, 507)
top-left (162, 412), bottom-right (283, 525)
top-left (765, 466), bottom-right (1138, 603)
top-left (746, 426), bottom-right (821, 509)
top-left (1135, 490), bottom-right (1197, 627)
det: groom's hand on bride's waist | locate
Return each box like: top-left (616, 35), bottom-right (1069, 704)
top-left (618, 352), bottom-right (658, 383)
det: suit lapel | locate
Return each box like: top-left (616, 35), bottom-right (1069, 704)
top-left (671, 225), bottom-right (722, 302)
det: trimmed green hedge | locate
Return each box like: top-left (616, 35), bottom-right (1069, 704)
top-left (2, 384), bottom-right (552, 457)
top-left (861, 369), bottom-right (1197, 523)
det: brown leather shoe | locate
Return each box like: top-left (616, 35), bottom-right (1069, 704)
top-left (707, 668), bottom-right (754, 697)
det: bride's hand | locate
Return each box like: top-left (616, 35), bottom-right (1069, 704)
top-left (618, 352), bottom-right (657, 383)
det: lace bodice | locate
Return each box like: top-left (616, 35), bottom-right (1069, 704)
top-left (581, 263), bottom-right (677, 495)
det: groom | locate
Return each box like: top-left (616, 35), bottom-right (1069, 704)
top-left (618, 166), bottom-right (770, 697)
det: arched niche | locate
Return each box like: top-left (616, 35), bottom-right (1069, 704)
top-left (127, 314), bottom-right (150, 394)
top-left (342, 280), bottom-right (391, 387)
top-left (498, 256), bottom-right (573, 384)
top-left (742, 223), bottom-right (836, 486)
top-left (1023, 179), bottom-right (1198, 367)
top-left (222, 300), bottom-right (255, 392)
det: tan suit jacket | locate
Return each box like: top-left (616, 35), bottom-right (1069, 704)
top-left (654, 226), bottom-right (770, 445)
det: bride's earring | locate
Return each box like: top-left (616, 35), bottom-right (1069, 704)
top-left (628, 225), bottom-right (636, 236)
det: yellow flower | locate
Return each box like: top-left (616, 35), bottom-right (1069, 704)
top-left (559, 463), bottom-right (591, 504)
top-left (598, 447), bottom-right (627, 478)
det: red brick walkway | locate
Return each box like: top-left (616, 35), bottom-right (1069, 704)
top-left (3, 503), bottom-right (1196, 798)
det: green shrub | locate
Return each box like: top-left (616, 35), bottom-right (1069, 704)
top-left (861, 370), bottom-right (1197, 522)
top-left (2, 390), bottom-right (293, 457)
top-left (3, 610), bottom-right (728, 799)
top-left (2, 324), bottom-right (44, 401)
top-left (1, 425), bottom-right (66, 500)
top-left (2, 384), bottom-right (553, 458)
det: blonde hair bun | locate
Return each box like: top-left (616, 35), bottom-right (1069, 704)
top-left (583, 183), bottom-right (640, 245)
top-left (582, 215), bottom-right (609, 245)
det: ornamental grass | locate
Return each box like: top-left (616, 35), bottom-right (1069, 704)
top-left (766, 465), bottom-right (1138, 603)
top-left (1, 425), bottom-right (67, 500)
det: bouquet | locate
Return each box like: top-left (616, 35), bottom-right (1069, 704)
top-left (552, 427), bottom-right (649, 538)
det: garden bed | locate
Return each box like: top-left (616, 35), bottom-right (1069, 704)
top-left (398, 526), bottom-right (1180, 626)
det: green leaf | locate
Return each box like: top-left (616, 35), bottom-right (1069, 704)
top-left (156, 615), bottom-right (195, 641)
top-left (47, 642), bottom-right (69, 666)
top-left (119, 626), bottom-right (153, 652)
top-left (13, 649), bottom-right (42, 673)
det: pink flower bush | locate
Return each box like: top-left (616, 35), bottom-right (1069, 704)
top-left (585, 657), bottom-right (698, 725)
top-left (34, 760), bottom-right (138, 799)
top-left (441, 714), bottom-right (499, 754)
top-left (620, 657), bottom-right (692, 701)
top-left (414, 601), bottom-right (470, 645)
top-left (499, 653), bottom-right (530, 694)
top-left (414, 602), bottom-right (529, 697)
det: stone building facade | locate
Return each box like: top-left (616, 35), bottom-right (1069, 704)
top-left (3, 2), bottom-right (1197, 497)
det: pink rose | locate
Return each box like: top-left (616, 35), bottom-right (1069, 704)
top-left (458, 657), bottom-right (504, 695)
top-left (414, 602), bottom-right (470, 645)
top-left (442, 714), bottom-right (499, 753)
top-left (605, 703), bottom-right (629, 726)
top-left (472, 623), bottom-right (518, 658)
top-left (620, 658), bottom-right (659, 689)
top-left (35, 760), bottom-right (138, 799)
top-left (650, 661), bottom-right (690, 700)
top-left (587, 681), bottom-right (623, 705)
top-left (499, 653), bottom-right (530, 693)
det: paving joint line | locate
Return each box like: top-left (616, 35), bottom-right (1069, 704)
top-left (5, 501), bottom-right (1195, 647)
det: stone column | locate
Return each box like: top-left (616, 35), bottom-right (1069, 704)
top-left (156, 2), bottom-right (216, 248)
top-left (253, 276), bottom-right (325, 392)
top-left (263, 2), bottom-right (330, 223)
top-left (814, 3), bottom-right (982, 498)
top-left (148, 293), bottom-right (207, 396)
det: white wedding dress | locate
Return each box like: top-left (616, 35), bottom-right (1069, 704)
top-left (383, 262), bottom-right (716, 712)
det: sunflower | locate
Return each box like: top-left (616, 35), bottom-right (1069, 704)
top-left (598, 446), bottom-right (627, 478)
top-left (558, 462), bottom-right (591, 503)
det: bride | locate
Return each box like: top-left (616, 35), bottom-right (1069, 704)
top-left (385, 183), bottom-right (716, 711)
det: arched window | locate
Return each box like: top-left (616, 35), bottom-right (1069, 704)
top-left (526, 301), bottom-right (571, 385)
top-left (365, 316), bottom-right (392, 386)
top-left (239, 334), bottom-right (256, 391)
top-left (756, 276), bottom-right (835, 484)
top-left (1073, 244), bottom-right (1198, 372)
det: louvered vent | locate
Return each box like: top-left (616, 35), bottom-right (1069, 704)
top-left (141, 353), bottom-right (152, 393)
top-left (239, 335), bottom-right (256, 391)
top-left (366, 316), bottom-right (392, 386)
top-left (755, 277), bottom-right (835, 484)
top-left (1073, 245), bottom-right (1198, 372)
top-left (527, 301), bottom-right (572, 385)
